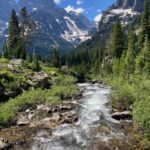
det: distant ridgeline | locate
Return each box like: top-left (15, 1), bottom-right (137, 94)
top-left (0, 0), bottom-right (96, 57)
top-left (63, 0), bottom-right (150, 68)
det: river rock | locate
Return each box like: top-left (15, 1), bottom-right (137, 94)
top-left (37, 105), bottom-right (51, 113)
top-left (111, 111), bottom-right (132, 120)
top-left (51, 113), bottom-right (62, 122)
top-left (59, 105), bottom-right (72, 112)
top-left (92, 80), bottom-right (97, 84)
top-left (60, 112), bottom-right (78, 124)
top-left (17, 115), bottom-right (29, 126)
top-left (0, 138), bottom-right (11, 150)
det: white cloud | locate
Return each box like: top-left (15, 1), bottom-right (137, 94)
top-left (77, 0), bottom-right (84, 5)
top-left (54, 0), bottom-right (65, 4)
top-left (94, 13), bottom-right (102, 22)
top-left (65, 5), bottom-right (85, 14)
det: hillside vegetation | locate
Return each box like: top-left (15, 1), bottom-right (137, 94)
top-left (0, 58), bottom-right (79, 125)
top-left (63, 0), bottom-right (150, 148)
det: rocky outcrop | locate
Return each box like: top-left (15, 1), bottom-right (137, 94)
top-left (98, 0), bottom-right (148, 35)
top-left (26, 71), bottom-right (51, 88)
top-left (16, 100), bottom-right (79, 128)
top-left (111, 111), bottom-right (132, 120)
top-left (0, 60), bottom-right (51, 100)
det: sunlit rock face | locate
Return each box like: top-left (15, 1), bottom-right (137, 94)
top-left (98, 0), bottom-right (149, 34)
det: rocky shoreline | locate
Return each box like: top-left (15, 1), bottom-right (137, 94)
top-left (0, 92), bottom-right (83, 150)
top-left (0, 82), bottom-right (134, 150)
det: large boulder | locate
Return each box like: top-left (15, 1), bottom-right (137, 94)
top-left (26, 71), bottom-right (51, 88)
top-left (9, 59), bottom-right (24, 66)
top-left (111, 111), bottom-right (132, 120)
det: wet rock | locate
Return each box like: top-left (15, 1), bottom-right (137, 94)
top-left (0, 138), bottom-right (11, 150)
top-left (28, 112), bottom-right (35, 120)
top-left (51, 107), bottom-right (59, 113)
top-left (37, 128), bottom-right (52, 138)
top-left (59, 105), bottom-right (72, 112)
top-left (25, 109), bottom-right (30, 113)
top-left (111, 111), bottom-right (132, 120)
top-left (92, 80), bottom-right (97, 84)
top-left (51, 113), bottom-right (61, 122)
top-left (17, 115), bottom-right (29, 126)
top-left (60, 112), bottom-right (78, 124)
top-left (71, 93), bottom-right (82, 100)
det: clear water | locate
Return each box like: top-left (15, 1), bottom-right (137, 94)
top-left (32, 83), bottom-right (125, 150)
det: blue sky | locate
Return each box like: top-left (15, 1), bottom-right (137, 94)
top-left (54, 0), bottom-right (116, 21)
top-left (16, 0), bottom-right (116, 21)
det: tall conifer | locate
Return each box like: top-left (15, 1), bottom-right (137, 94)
top-left (111, 20), bottom-right (125, 58)
top-left (138, 0), bottom-right (150, 51)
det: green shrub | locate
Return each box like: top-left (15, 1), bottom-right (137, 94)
top-left (50, 84), bottom-right (79, 99)
top-left (0, 89), bottom-right (60, 124)
top-left (110, 81), bottom-right (135, 110)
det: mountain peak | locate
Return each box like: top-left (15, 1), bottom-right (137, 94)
top-left (112, 0), bottom-right (147, 12)
top-left (18, 0), bottom-right (55, 11)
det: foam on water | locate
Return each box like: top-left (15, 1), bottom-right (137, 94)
top-left (32, 83), bottom-right (123, 150)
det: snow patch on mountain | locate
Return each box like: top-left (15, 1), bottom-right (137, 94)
top-left (111, 8), bottom-right (138, 16)
top-left (61, 16), bottom-right (91, 43)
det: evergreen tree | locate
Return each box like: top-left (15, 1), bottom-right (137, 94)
top-left (51, 48), bottom-right (60, 68)
top-left (19, 7), bottom-right (29, 37)
top-left (3, 40), bottom-right (8, 58)
top-left (111, 20), bottom-right (125, 58)
top-left (124, 31), bottom-right (135, 79)
top-left (136, 36), bottom-right (150, 75)
top-left (138, 0), bottom-right (150, 51)
top-left (7, 9), bottom-right (26, 59)
top-left (31, 54), bottom-right (41, 72)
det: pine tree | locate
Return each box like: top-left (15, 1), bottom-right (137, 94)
top-left (7, 9), bottom-right (26, 59)
top-left (136, 36), bottom-right (150, 75)
top-left (124, 31), bottom-right (135, 79)
top-left (143, 37), bottom-right (150, 74)
top-left (31, 54), bottom-right (41, 72)
top-left (19, 7), bottom-right (29, 37)
top-left (111, 20), bottom-right (126, 58)
top-left (51, 48), bottom-right (60, 68)
top-left (138, 0), bottom-right (150, 51)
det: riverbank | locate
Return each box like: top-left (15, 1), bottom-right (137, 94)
top-left (90, 74), bottom-right (150, 149)
top-left (0, 83), bottom-right (137, 150)
top-left (0, 96), bottom-right (81, 150)
top-left (0, 59), bottom-right (81, 149)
